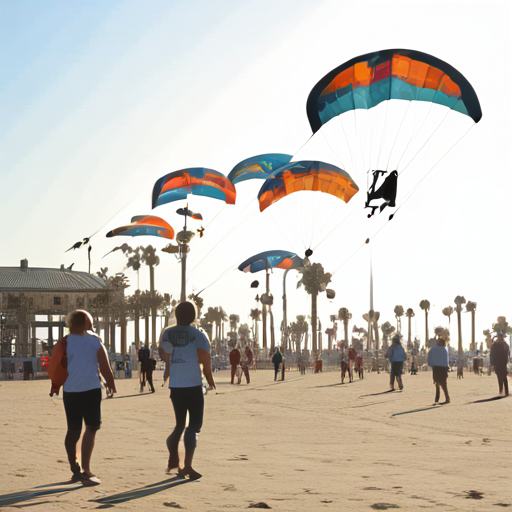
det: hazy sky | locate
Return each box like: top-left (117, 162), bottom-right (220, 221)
top-left (1, 0), bottom-right (510, 349)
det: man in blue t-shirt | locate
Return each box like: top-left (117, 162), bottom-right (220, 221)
top-left (158, 302), bottom-right (215, 481)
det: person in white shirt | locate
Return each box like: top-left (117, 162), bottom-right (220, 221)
top-left (159, 302), bottom-right (215, 481)
top-left (427, 336), bottom-right (450, 404)
top-left (62, 310), bottom-right (116, 485)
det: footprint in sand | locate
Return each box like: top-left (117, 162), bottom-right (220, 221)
top-left (224, 484), bottom-right (237, 492)
top-left (248, 503), bottom-right (271, 509)
top-left (228, 455), bottom-right (248, 461)
top-left (164, 502), bottom-right (183, 508)
top-left (482, 438), bottom-right (491, 445)
top-left (371, 504), bottom-right (400, 510)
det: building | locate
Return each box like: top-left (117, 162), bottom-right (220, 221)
top-left (0, 259), bottom-right (124, 357)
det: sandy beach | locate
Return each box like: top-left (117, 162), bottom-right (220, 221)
top-left (0, 368), bottom-right (510, 511)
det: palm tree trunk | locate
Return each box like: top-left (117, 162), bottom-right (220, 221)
top-left (144, 312), bottom-right (150, 348)
top-left (457, 311), bottom-right (463, 357)
top-left (262, 304), bottom-right (267, 352)
top-left (104, 311), bottom-right (110, 352)
top-left (311, 293), bottom-right (318, 356)
top-left (134, 309), bottom-right (140, 349)
top-left (344, 321), bottom-right (348, 351)
top-left (150, 265), bottom-right (157, 347)
top-left (269, 307), bottom-right (275, 352)
top-left (471, 311), bottom-right (475, 352)
top-left (424, 310), bottom-right (429, 350)
top-left (121, 318), bottom-right (127, 356)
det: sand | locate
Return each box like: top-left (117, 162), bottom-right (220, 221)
top-left (0, 367), bottom-right (510, 511)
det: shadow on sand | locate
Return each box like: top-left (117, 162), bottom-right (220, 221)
top-left (90, 477), bottom-right (191, 505)
top-left (360, 390), bottom-right (396, 398)
top-left (391, 405), bottom-right (441, 417)
top-left (466, 396), bottom-right (507, 404)
top-left (107, 393), bottom-right (149, 400)
top-left (0, 480), bottom-right (83, 507)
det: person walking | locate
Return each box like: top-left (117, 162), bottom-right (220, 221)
top-left (58, 310), bottom-right (116, 485)
top-left (229, 345), bottom-right (241, 384)
top-left (241, 345), bottom-right (253, 384)
top-left (272, 347), bottom-right (283, 381)
top-left (347, 345), bottom-right (356, 382)
top-left (158, 302), bottom-right (215, 480)
top-left (387, 335), bottom-right (406, 391)
top-left (490, 333), bottom-right (510, 397)
top-left (427, 336), bottom-right (450, 404)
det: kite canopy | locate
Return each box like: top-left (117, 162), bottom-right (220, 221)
top-left (228, 153), bottom-right (293, 185)
top-left (306, 49), bottom-right (482, 134)
top-left (258, 161), bottom-right (359, 212)
top-left (106, 215), bottom-right (174, 240)
top-left (152, 168), bottom-right (236, 208)
top-left (239, 250), bottom-right (305, 274)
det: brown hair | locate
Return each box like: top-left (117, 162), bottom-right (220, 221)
top-left (66, 310), bottom-right (93, 334)
top-left (175, 301), bottom-right (197, 326)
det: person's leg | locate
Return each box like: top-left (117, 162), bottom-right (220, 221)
top-left (81, 389), bottom-right (102, 479)
top-left (167, 388), bottom-right (188, 472)
top-left (434, 382), bottom-right (440, 403)
top-left (180, 386), bottom-right (204, 480)
top-left (242, 365), bottom-right (250, 384)
top-left (230, 364), bottom-right (237, 384)
top-left (274, 364), bottom-right (279, 381)
top-left (440, 377), bottom-right (450, 403)
top-left (63, 391), bottom-right (83, 478)
top-left (147, 370), bottom-right (155, 392)
top-left (396, 362), bottom-right (404, 390)
top-left (390, 365), bottom-right (395, 389)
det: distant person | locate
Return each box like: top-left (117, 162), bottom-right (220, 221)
top-left (355, 353), bottom-right (363, 379)
top-left (158, 301), bottom-right (215, 481)
top-left (347, 346), bottom-right (356, 382)
top-left (139, 345), bottom-right (156, 393)
top-left (427, 336), bottom-right (450, 404)
top-left (387, 335), bottom-right (406, 391)
top-left (490, 334), bottom-right (510, 397)
top-left (272, 347), bottom-right (283, 381)
top-left (59, 310), bottom-right (116, 485)
top-left (340, 355), bottom-right (349, 384)
top-left (241, 345), bottom-right (253, 384)
top-left (314, 355), bottom-right (323, 373)
top-left (229, 345), bottom-right (241, 385)
top-left (473, 353), bottom-right (480, 375)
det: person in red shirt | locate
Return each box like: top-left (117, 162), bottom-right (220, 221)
top-left (229, 345), bottom-right (241, 384)
top-left (241, 345), bottom-right (253, 384)
top-left (355, 354), bottom-right (363, 379)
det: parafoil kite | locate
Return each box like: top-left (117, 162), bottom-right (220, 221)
top-left (303, 49), bottom-right (482, 219)
top-left (152, 168), bottom-right (236, 208)
top-left (257, 161), bottom-right (359, 212)
top-left (106, 215), bottom-right (174, 240)
top-left (238, 250), bottom-right (305, 273)
top-left (228, 153), bottom-right (293, 185)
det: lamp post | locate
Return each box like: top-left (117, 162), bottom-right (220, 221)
top-left (176, 208), bottom-right (195, 303)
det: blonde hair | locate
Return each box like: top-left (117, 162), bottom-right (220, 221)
top-left (66, 310), bottom-right (93, 333)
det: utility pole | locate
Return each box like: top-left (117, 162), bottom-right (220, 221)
top-left (176, 205), bottom-right (195, 303)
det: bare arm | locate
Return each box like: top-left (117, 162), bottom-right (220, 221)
top-left (197, 348), bottom-right (215, 389)
top-left (158, 344), bottom-right (170, 363)
top-left (97, 345), bottom-right (116, 393)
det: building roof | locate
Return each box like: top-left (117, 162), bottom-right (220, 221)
top-left (0, 266), bottom-right (108, 292)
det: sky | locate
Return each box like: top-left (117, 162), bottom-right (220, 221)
top-left (1, 0), bottom-right (511, 350)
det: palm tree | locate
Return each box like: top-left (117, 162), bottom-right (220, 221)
top-left (442, 306), bottom-right (454, 326)
top-left (325, 327), bottom-right (336, 352)
top-left (291, 315), bottom-right (308, 354)
top-left (141, 245), bottom-right (160, 347)
top-left (238, 323), bottom-right (250, 346)
top-left (297, 263), bottom-right (331, 356)
top-left (454, 296), bottom-right (466, 357)
top-left (419, 300), bottom-right (430, 350)
top-left (188, 293), bottom-right (204, 317)
top-left (493, 316), bottom-right (512, 336)
top-left (250, 308), bottom-right (261, 346)
top-left (394, 306), bottom-right (404, 334)
top-left (338, 308), bottom-right (351, 351)
top-left (229, 314), bottom-right (240, 333)
top-left (381, 321), bottom-right (395, 350)
top-left (465, 301), bottom-right (477, 352)
top-left (405, 308), bottom-right (415, 351)
top-left (128, 289), bottom-right (143, 348)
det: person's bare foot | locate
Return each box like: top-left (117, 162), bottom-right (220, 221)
top-left (178, 466), bottom-right (202, 480)
top-left (79, 471), bottom-right (101, 486)
top-left (166, 455), bottom-right (180, 474)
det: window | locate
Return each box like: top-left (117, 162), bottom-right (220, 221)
top-left (76, 297), bottom-right (84, 308)
top-left (53, 297), bottom-right (61, 306)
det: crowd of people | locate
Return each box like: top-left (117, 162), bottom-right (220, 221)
top-left (48, 306), bottom-right (510, 487)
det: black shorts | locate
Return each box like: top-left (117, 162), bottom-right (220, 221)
top-left (432, 366), bottom-right (448, 383)
top-left (63, 388), bottom-right (102, 431)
